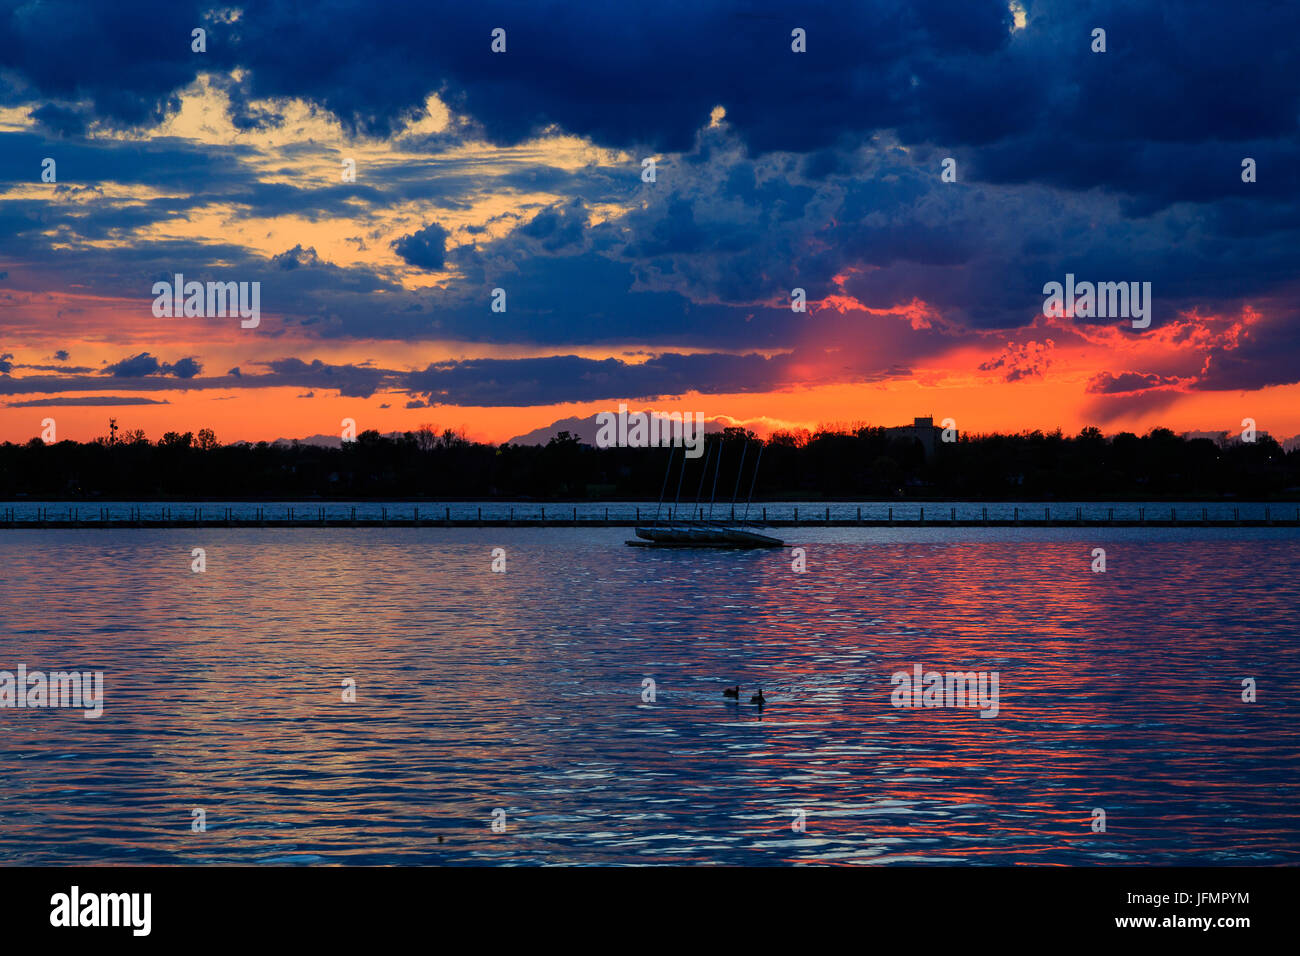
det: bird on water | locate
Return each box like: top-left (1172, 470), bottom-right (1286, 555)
top-left (723, 685), bottom-right (740, 698)
top-left (750, 689), bottom-right (765, 705)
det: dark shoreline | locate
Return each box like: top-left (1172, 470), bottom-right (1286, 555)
top-left (5, 428), bottom-right (1297, 502)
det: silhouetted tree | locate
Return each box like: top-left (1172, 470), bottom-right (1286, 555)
top-left (0, 424), bottom-right (1295, 500)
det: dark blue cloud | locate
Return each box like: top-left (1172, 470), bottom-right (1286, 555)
top-left (1, 0), bottom-right (1298, 405)
top-left (391, 223), bottom-right (450, 270)
top-left (5, 395), bottom-right (170, 407)
top-left (404, 350), bottom-right (902, 407)
top-left (28, 102), bottom-right (92, 137)
top-left (1087, 371), bottom-right (1183, 394)
top-left (272, 245), bottom-right (324, 270)
top-left (263, 358), bottom-right (393, 398)
top-left (1191, 308), bottom-right (1300, 392)
top-left (518, 200), bottom-right (585, 252)
top-left (104, 352), bottom-right (203, 378)
top-left (105, 353), bottom-right (166, 377)
top-left (4, 1), bottom-right (1291, 175)
top-left (169, 357), bottom-right (202, 379)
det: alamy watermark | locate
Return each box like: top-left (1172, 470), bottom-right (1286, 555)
top-left (151, 274), bottom-right (260, 328)
top-left (50, 886), bottom-right (150, 936)
top-left (0, 665), bottom-right (104, 718)
top-left (595, 403), bottom-right (706, 458)
top-left (1042, 273), bottom-right (1151, 329)
top-left (890, 664), bottom-right (999, 717)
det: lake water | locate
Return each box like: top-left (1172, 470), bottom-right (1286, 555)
top-left (1, 525), bottom-right (1297, 865)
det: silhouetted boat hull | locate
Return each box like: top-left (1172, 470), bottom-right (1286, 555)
top-left (627, 526), bottom-right (784, 548)
top-left (630, 435), bottom-right (781, 548)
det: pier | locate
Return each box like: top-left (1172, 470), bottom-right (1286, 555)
top-left (2, 505), bottom-right (1297, 529)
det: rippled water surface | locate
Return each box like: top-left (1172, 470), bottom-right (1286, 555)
top-left (1, 527), bottom-right (1297, 865)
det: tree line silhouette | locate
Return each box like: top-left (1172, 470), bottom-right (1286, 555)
top-left (0, 421), bottom-right (1296, 500)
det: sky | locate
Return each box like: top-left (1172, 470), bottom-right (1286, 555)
top-left (1, 0), bottom-right (1298, 445)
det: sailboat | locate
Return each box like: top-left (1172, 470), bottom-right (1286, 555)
top-left (626, 437), bottom-right (784, 548)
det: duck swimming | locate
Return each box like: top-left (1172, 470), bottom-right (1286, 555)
top-left (723, 685), bottom-right (740, 698)
top-left (750, 689), bottom-right (765, 705)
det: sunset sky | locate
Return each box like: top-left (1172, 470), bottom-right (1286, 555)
top-left (1, 0), bottom-right (1298, 445)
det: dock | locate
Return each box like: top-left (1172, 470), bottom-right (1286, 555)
top-left (1, 505), bottom-right (1297, 529)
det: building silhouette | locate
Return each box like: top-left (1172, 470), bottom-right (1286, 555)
top-left (885, 416), bottom-right (949, 459)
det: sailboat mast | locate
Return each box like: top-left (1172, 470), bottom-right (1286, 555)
top-left (690, 438), bottom-right (713, 525)
top-left (653, 445), bottom-right (675, 526)
top-left (670, 440), bottom-right (689, 525)
top-left (740, 441), bottom-right (765, 526)
top-left (729, 440), bottom-right (748, 516)
top-left (706, 439), bottom-right (724, 521)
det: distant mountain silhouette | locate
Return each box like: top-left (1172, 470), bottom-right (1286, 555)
top-left (234, 432), bottom-right (406, 448)
top-left (270, 433), bottom-right (344, 448)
